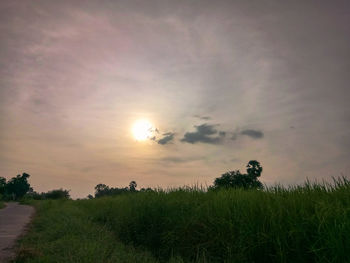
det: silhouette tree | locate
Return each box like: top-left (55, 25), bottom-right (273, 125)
top-left (44, 189), bottom-right (70, 199)
top-left (129, 181), bottom-right (137, 192)
top-left (5, 173), bottom-right (31, 200)
top-left (0, 177), bottom-right (6, 196)
top-left (214, 161), bottom-right (263, 189)
top-left (94, 181), bottom-right (140, 198)
top-left (94, 184), bottom-right (110, 198)
top-left (246, 160), bottom-right (263, 178)
top-left (94, 183), bottom-right (129, 198)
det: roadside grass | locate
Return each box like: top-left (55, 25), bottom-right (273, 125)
top-left (16, 178), bottom-right (350, 262)
top-left (14, 200), bottom-right (158, 263)
top-left (0, 201), bottom-right (4, 209)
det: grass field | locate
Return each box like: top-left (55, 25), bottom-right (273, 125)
top-left (16, 178), bottom-right (350, 263)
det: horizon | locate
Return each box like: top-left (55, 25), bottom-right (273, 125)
top-left (1, 0), bottom-right (350, 198)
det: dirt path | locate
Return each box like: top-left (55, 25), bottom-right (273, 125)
top-left (0, 202), bottom-right (34, 262)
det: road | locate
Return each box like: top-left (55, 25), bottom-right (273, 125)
top-left (0, 202), bottom-right (34, 262)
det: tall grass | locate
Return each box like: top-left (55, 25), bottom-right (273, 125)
top-left (16, 200), bottom-right (158, 263)
top-left (17, 178), bottom-right (350, 262)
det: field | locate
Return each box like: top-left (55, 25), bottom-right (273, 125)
top-left (16, 179), bottom-right (350, 263)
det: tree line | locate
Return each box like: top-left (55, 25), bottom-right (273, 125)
top-left (0, 160), bottom-right (263, 200)
top-left (94, 160), bottom-right (263, 197)
top-left (93, 181), bottom-right (155, 198)
top-left (0, 173), bottom-right (70, 200)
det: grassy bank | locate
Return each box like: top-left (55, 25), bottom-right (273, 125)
top-left (15, 200), bottom-right (157, 263)
top-left (17, 178), bottom-right (350, 262)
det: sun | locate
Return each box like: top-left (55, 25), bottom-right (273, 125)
top-left (132, 119), bottom-right (154, 141)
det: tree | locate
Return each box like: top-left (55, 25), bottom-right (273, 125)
top-left (25, 191), bottom-right (44, 200)
top-left (44, 189), bottom-right (70, 199)
top-left (94, 184), bottom-right (110, 198)
top-left (129, 181), bottom-right (137, 192)
top-left (246, 160), bottom-right (263, 178)
top-left (0, 177), bottom-right (6, 200)
top-left (0, 177), bottom-right (6, 196)
top-left (94, 181), bottom-right (139, 198)
top-left (95, 184), bottom-right (109, 193)
top-left (5, 173), bottom-right (31, 200)
top-left (213, 161), bottom-right (263, 189)
top-left (94, 184), bottom-right (129, 198)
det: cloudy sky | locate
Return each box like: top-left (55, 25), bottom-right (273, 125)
top-left (1, 0), bottom-right (349, 198)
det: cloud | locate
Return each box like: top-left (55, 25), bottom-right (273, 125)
top-left (161, 156), bottom-right (203, 163)
top-left (231, 133), bottom-right (238, 140)
top-left (157, 132), bottom-right (175, 145)
top-left (240, 129), bottom-right (264, 139)
top-left (194, 115), bottom-right (211, 120)
top-left (219, 131), bottom-right (226, 137)
top-left (181, 123), bottom-right (225, 144)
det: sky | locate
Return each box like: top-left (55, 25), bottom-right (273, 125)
top-left (1, 0), bottom-right (349, 198)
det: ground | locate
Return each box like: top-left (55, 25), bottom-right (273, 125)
top-left (0, 202), bottom-right (34, 262)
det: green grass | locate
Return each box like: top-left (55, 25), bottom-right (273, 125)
top-left (0, 201), bottom-right (4, 209)
top-left (15, 200), bottom-right (158, 263)
top-left (16, 178), bottom-right (350, 262)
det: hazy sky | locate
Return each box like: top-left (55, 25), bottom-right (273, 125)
top-left (1, 0), bottom-right (349, 198)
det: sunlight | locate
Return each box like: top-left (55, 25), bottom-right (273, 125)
top-left (132, 119), bottom-right (154, 141)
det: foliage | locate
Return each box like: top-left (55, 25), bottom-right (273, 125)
top-left (129, 181), bottom-right (137, 192)
top-left (94, 181), bottom-right (140, 198)
top-left (26, 189), bottom-right (70, 200)
top-left (0, 176), bottom-right (6, 195)
top-left (25, 191), bottom-right (44, 200)
top-left (15, 200), bottom-right (158, 263)
top-left (214, 160), bottom-right (263, 189)
top-left (43, 189), bottom-right (70, 199)
top-left (246, 160), bottom-right (263, 177)
top-left (94, 184), bottom-right (129, 198)
top-left (17, 177), bottom-right (350, 263)
top-left (140, 187), bottom-right (154, 192)
top-left (3, 173), bottom-right (31, 200)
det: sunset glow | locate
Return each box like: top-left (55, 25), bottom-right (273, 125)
top-left (132, 119), bottom-right (154, 141)
top-left (0, 0), bottom-right (349, 199)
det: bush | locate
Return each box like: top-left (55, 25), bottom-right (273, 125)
top-left (214, 160), bottom-right (263, 189)
top-left (24, 189), bottom-right (70, 200)
top-left (44, 189), bottom-right (70, 199)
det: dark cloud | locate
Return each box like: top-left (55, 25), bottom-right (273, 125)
top-left (181, 124), bottom-right (224, 144)
top-left (194, 115), bottom-right (211, 120)
top-left (219, 131), bottom-right (226, 137)
top-left (157, 132), bottom-right (175, 145)
top-left (240, 129), bottom-right (264, 139)
top-left (231, 133), bottom-right (238, 140)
